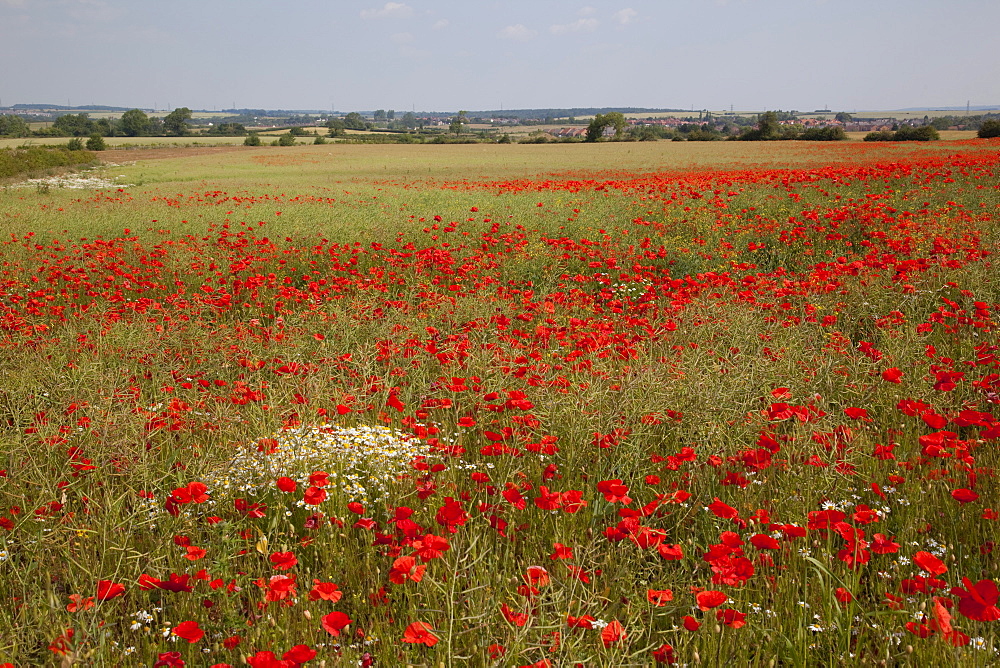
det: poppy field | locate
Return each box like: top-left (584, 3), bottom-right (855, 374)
top-left (1, 139), bottom-right (999, 666)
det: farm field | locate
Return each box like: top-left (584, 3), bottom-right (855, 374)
top-left (1, 138), bottom-right (1000, 666)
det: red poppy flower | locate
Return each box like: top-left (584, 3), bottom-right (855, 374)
top-left (412, 533), bottom-right (450, 562)
top-left (835, 587), bottom-right (853, 604)
top-left (500, 603), bottom-right (529, 627)
top-left (881, 368), bottom-right (903, 383)
top-left (321, 610), bottom-right (352, 636)
top-left (184, 546), bottom-right (207, 561)
top-left (951, 577), bottom-right (1000, 622)
top-left (66, 594), bottom-right (94, 612)
top-left (401, 621), bottom-right (438, 646)
top-left (549, 543), bottom-right (573, 560)
top-left (283, 645), bottom-right (317, 663)
top-left (749, 534), bottom-right (780, 550)
top-left (96, 580), bottom-right (125, 601)
top-left (647, 588), bottom-right (673, 606)
top-left (153, 652), bottom-right (185, 667)
top-left (170, 481), bottom-right (209, 505)
top-left (600, 619), bottom-right (626, 647)
top-left (389, 556), bottom-right (426, 584)
top-left (308, 580), bottom-right (343, 602)
top-left (653, 642), bottom-right (677, 664)
top-left (525, 566), bottom-right (549, 587)
top-left (682, 615), bottom-right (701, 631)
top-left (269, 551), bottom-right (297, 570)
top-left (696, 590), bottom-right (727, 611)
top-left (597, 479), bottom-right (632, 504)
top-left (951, 488), bottom-right (979, 504)
top-left (275, 477), bottom-right (297, 493)
top-left (708, 498), bottom-right (739, 519)
top-left (172, 620), bottom-right (204, 644)
top-left (303, 486), bottom-right (326, 505)
top-left (657, 543), bottom-right (684, 561)
top-left (716, 608), bottom-right (746, 629)
top-left (913, 551), bottom-right (947, 576)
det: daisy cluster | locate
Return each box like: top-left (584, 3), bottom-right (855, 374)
top-left (205, 424), bottom-right (431, 505)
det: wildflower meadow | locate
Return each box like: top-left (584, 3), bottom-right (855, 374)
top-left (1, 139), bottom-right (999, 666)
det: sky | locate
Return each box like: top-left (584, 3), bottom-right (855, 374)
top-left (2, 0), bottom-right (998, 114)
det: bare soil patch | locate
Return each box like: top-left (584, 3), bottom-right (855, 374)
top-left (98, 144), bottom-right (252, 163)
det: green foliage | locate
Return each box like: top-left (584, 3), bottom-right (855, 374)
top-left (497, 133), bottom-right (512, 144)
top-left (119, 109), bottom-right (150, 137)
top-left (66, 137), bottom-right (84, 151)
top-left (207, 122), bottom-right (248, 137)
top-left (834, 112), bottom-right (853, 123)
top-left (163, 107), bottom-right (192, 136)
top-left (243, 132), bottom-right (262, 146)
top-left (326, 119), bottom-right (346, 137)
top-left (739, 111), bottom-right (782, 141)
top-left (53, 113), bottom-right (96, 137)
top-left (85, 134), bottom-right (106, 151)
top-left (865, 126), bottom-right (939, 142)
top-left (518, 132), bottom-right (554, 144)
top-left (0, 146), bottom-right (95, 178)
top-left (0, 114), bottom-right (31, 137)
top-left (586, 112), bottom-right (626, 142)
top-left (401, 111), bottom-right (418, 130)
top-left (277, 132), bottom-right (296, 146)
top-left (626, 125), bottom-right (671, 141)
top-left (342, 112), bottom-right (367, 131)
top-left (894, 125), bottom-right (939, 141)
top-left (288, 127), bottom-right (310, 137)
top-left (863, 130), bottom-right (895, 142)
top-left (313, 135), bottom-right (327, 145)
top-left (800, 126), bottom-right (846, 141)
top-left (978, 119), bottom-right (1000, 138)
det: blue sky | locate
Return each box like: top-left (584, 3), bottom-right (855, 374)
top-left (2, 0), bottom-right (998, 113)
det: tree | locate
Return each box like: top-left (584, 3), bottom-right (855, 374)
top-left (207, 122), bottom-right (247, 136)
top-left (163, 107), bottom-right (192, 136)
top-left (277, 132), bottom-right (296, 146)
top-left (800, 126), bottom-right (846, 141)
top-left (343, 112), bottom-right (366, 130)
top-left (757, 111), bottom-right (779, 138)
top-left (401, 112), bottom-right (417, 130)
top-left (244, 132), bottom-right (262, 146)
top-left (585, 112), bottom-right (626, 142)
top-left (326, 118), bottom-right (346, 137)
top-left (119, 109), bottom-right (150, 137)
top-left (373, 109), bottom-right (387, 122)
top-left (978, 119), bottom-right (1000, 139)
top-left (387, 109), bottom-right (395, 121)
top-left (53, 113), bottom-right (96, 137)
top-left (0, 114), bottom-right (30, 137)
top-left (835, 112), bottom-right (853, 123)
top-left (85, 134), bottom-right (106, 151)
top-left (450, 110), bottom-right (468, 136)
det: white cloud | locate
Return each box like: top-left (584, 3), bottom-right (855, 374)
top-left (613, 8), bottom-right (637, 25)
top-left (360, 2), bottom-right (413, 20)
top-left (431, 19), bottom-right (449, 30)
top-left (497, 24), bottom-right (537, 41)
top-left (550, 17), bottom-right (598, 35)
